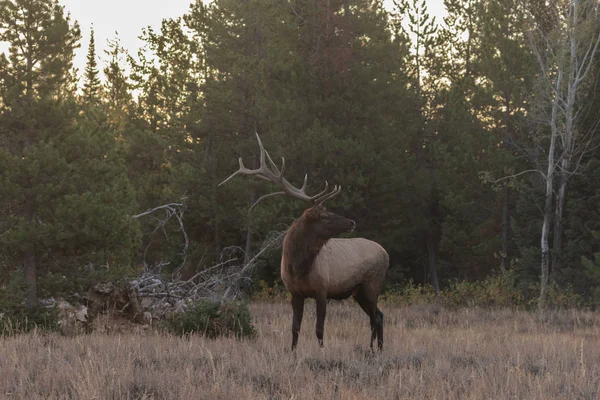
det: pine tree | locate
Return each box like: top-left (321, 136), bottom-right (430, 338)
top-left (83, 26), bottom-right (102, 103)
top-left (392, 0), bottom-right (443, 291)
top-left (103, 34), bottom-right (133, 131)
top-left (0, 0), bottom-right (139, 307)
top-left (0, 0), bottom-right (82, 306)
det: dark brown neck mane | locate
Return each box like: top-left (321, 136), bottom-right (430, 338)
top-left (282, 215), bottom-right (328, 277)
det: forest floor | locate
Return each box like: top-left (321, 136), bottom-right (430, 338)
top-left (2, 302), bottom-right (600, 399)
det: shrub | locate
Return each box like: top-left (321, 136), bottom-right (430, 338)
top-left (37, 265), bottom-right (136, 301)
top-left (383, 270), bottom-right (525, 309)
top-left (252, 279), bottom-right (289, 302)
top-left (0, 306), bottom-right (59, 336)
top-left (441, 269), bottom-right (524, 309)
top-left (168, 300), bottom-right (257, 339)
top-left (381, 280), bottom-right (437, 306)
top-left (527, 281), bottom-right (583, 309)
top-left (0, 268), bottom-right (59, 336)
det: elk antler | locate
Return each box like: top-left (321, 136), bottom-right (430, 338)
top-left (219, 133), bottom-right (341, 210)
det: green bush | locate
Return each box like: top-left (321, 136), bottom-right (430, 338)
top-left (383, 269), bottom-right (525, 309)
top-left (0, 306), bottom-right (59, 336)
top-left (527, 281), bottom-right (583, 309)
top-left (441, 269), bottom-right (524, 309)
top-left (37, 265), bottom-right (136, 300)
top-left (381, 280), bottom-right (437, 306)
top-left (0, 269), bottom-right (59, 335)
top-left (252, 279), bottom-right (289, 302)
top-left (168, 300), bottom-right (257, 339)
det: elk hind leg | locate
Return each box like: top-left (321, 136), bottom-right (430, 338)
top-left (353, 290), bottom-right (377, 350)
top-left (375, 307), bottom-right (384, 351)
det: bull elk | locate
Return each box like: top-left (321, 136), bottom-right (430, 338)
top-left (219, 133), bottom-right (389, 350)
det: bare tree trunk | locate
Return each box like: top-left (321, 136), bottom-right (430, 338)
top-left (530, 0), bottom-right (600, 308)
top-left (501, 84), bottom-right (513, 271)
top-left (552, 161), bottom-right (568, 277)
top-left (24, 194), bottom-right (38, 308)
top-left (551, 0), bottom-right (579, 277)
top-left (539, 70), bottom-right (562, 310)
top-left (539, 177), bottom-right (553, 310)
top-left (208, 136), bottom-right (221, 255)
top-left (501, 186), bottom-right (510, 271)
top-left (425, 193), bottom-right (440, 294)
top-left (244, 193), bottom-right (255, 266)
top-left (242, 136), bottom-right (256, 266)
top-left (426, 232), bottom-right (440, 294)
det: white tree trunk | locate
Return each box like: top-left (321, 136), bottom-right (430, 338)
top-left (539, 68), bottom-right (562, 310)
top-left (550, 0), bottom-right (600, 279)
top-left (531, 0), bottom-right (600, 308)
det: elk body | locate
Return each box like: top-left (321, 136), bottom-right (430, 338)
top-left (220, 134), bottom-right (389, 350)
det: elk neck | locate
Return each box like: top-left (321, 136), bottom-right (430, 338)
top-left (282, 216), bottom-right (328, 278)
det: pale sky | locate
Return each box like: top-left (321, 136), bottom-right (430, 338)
top-left (1, 0), bottom-right (446, 75)
top-left (62, 0), bottom-right (446, 74)
top-left (61, 0), bottom-right (193, 73)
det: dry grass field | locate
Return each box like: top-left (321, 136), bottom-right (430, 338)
top-left (2, 301), bottom-right (600, 399)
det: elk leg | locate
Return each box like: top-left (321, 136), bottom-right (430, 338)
top-left (291, 294), bottom-right (305, 351)
top-left (353, 291), bottom-right (377, 350)
top-left (375, 307), bottom-right (384, 351)
top-left (315, 294), bottom-right (327, 348)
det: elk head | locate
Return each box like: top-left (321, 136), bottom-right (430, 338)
top-left (300, 204), bottom-right (355, 238)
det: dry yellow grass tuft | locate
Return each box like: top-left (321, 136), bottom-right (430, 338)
top-left (2, 302), bottom-right (600, 399)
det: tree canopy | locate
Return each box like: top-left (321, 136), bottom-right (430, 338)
top-left (1, 0), bottom-right (600, 308)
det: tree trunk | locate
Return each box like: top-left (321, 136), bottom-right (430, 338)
top-left (24, 248), bottom-right (37, 308)
top-left (24, 194), bottom-right (38, 308)
top-left (244, 191), bottom-right (256, 266)
top-left (426, 232), bottom-right (440, 294)
top-left (552, 159), bottom-right (569, 277)
top-left (539, 178), bottom-right (553, 310)
top-left (209, 137), bottom-right (221, 255)
top-left (501, 186), bottom-right (511, 270)
top-left (539, 70), bottom-right (562, 310)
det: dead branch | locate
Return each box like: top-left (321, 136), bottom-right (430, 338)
top-left (132, 198), bottom-right (189, 277)
top-left (128, 228), bottom-right (287, 321)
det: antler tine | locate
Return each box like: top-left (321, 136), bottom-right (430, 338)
top-left (256, 132), bottom-right (282, 176)
top-left (218, 157), bottom-right (250, 186)
top-left (264, 149), bottom-right (282, 176)
top-left (300, 174), bottom-right (308, 191)
top-left (249, 191), bottom-right (287, 212)
top-left (280, 157), bottom-right (286, 177)
top-left (219, 134), bottom-right (281, 187)
top-left (315, 184), bottom-right (342, 205)
top-left (309, 180), bottom-right (330, 201)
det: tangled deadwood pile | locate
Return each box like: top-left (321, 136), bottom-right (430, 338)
top-left (52, 229), bottom-right (285, 334)
top-left (131, 229), bottom-right (285, 320)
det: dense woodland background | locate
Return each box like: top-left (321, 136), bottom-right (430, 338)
top-left (1, 0), bottom-right (600, 309)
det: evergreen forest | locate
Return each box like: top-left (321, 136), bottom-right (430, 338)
top-left (2, 0), bottom-right (600, 311)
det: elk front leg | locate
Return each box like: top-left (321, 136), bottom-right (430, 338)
top-left (315, 294), bottom-right (327, 348)
top-left (291, 294), bottom-right (305, 351)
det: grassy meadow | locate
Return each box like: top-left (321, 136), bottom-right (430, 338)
top-left (2, 302), bottom-right (600, 399)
